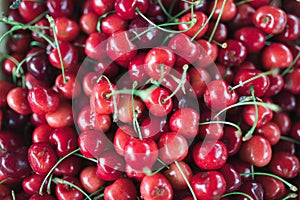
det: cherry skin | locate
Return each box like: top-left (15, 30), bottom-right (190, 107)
top-left (178, 11), bottom-right (208, 39)
top-left (290, 121), bottom-right (300, 140)
top-left (102, 13), bottom-right (128, 35)
top-left (140, 173), bottom-right (174, 200)
top-left (22, 173), bottom-right (47, 195)
top-left (230, 3), bottom-right (255, 30)
top-left (27, 86), bottom-right (60, 115)
top-left (218, 39), bottom-right (247, 67)
top-left (205, 21), bottom-right (228, 43)
top-left (204, 80), bottom-right (238, 111)
top-left (256, 175), bottom-right (285, 200)
top-left (264, 74), bottom-right (284, 97)
top-left (0, 184), bottom-right (10, 198)
top-left (29, 194), bottom-right (56, 200)
top-left (114, 0), bottom-right (149, 20)
top-left (2, 53), bottom-right (24, 75)
top-left (54, 156), bottom-right (81, 176)
top-left (218, 163), bottom-right (241, 192)
top-left (253, 5), bottom-right (287, 34)
top-left (169, 108), bottom-right (199, 139)
top-left (45, 101), bottom-right (74, 128)
top-left (191, 171), bottom-right (226, 200)
top-left (164, 161), bottom-right (193, 190)
top-left (46, 0), bottom-right (74, 18)
top-left (276, 14), bottom-right (300, 42)
top-left (283, 68), bottom-right (300, 95)
top-left (144, 46), bottom-right (176, 80)
top-left (188, 67), bottom-right (211, 98)
top-left (221, 126), bottom-right (242, 156)
top-left (193, 140), bottom-right (228, 170)
top-left (0, 130), bottom-right (26, 155)
top-left (79, 12), bottom-right (98, 35)
top-left (96, 151), bottom-right (125, 181)
top-left (238, 135), bottom-right (272, 167)
top-left (54, 17), bottom-right (80, 41)
top-left (92, 0), bottom-right (115, 15)
top-left (104, 178), bottom-right (137, 200)
top-left (7, 87), bottom-right (32, 115)
top-left (117, 95), bottom-right (145, 123)
top-left (113, 126), bottom-right (136, 156)
top-left (55, 176), bottom-right (83, 200)
top-left (28, 142), bottom-right (58, 175)
top-left (80, 166), bottom-right (105, 194)
top-left (124, 137), bottom-right (158, 171)
top-left (255, 122), bottom-right (281, 145)
top-left (18, 0), bottom-right (46, 22)
top-left (194, 39), bottom-right (218, 68)
top-left (209, 0), bottom-right (237, 22)
top-left (128, 52), bottom-right (149, 84)
top-left (85, 32), bottom-right (108, 60)
top-left (78, 130), bottom-right (110, 159)
top-left (0, 81), bottom-right (14, 108)
top-left (268, 151), bottom-right (300, 179)
top-left (273, 91), bottom-right (296, 112)
top-left (235, 180), bottom-right (264, 200)
top-left (141, 115), bottom-right (170, 141)
top-left (262, 43), bottom-right (293, 70)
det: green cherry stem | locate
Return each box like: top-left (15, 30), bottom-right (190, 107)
top-left (168, 0), bottom-right (178, 15)
top-left (11, 190), bottom-right (16, 200)
top-left (282, 193), bottom-right (298, 200)
top-left (222, 192), bottom-right (254, 200)
top-left (280, 136), bottom-right (300, 146)
top-left (15, 49), bottom-right (44, 75)
top-left (281, 51), bottom-right (300, 76)
top-left (243, 87), bottom-right (258, 141)
top-left (131, 81), bottom-right (143, 140)
top-left (0, 179), bottom-right (7, 185)
top-left (39, 148), bottom-right (80, 195)
top-left (240, 172), bottom-right (298, 192)
top-left (208, 0), bottom-right (227, 42)
top-left (157, 0), bottom-right (173, 19)
top-left (234, 0), bottom-right (253, 6)
top-left (46, 173), bottom-right (53, 194)
top-left (74, 153), bottom-right (98, 163)
top-left (96, 10), bottom-right (116, 33)
top-left (53, 177), bottom-right (92, 200)
top-left (199, 121), bottom-right (242, 137)
top-left (87, 186), bottom-right (105, 199)
top-left (174, 161), bottom-right (197, 200)
top-left (250, 164), bottom-right (255, 180)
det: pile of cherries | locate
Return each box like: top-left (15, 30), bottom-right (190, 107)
top-left (0, 0), bottom-right (300, 199)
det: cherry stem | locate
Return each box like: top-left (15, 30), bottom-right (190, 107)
top-left (190, 0), bottom-right (218, 41)
top-left (157, 0), bottom-right (173, 19)
top-left (11, 190), bottom-right (16, 200)
top-left (0, 52), bottom-right (19, 65)
top-left (240, 172), bottom-right (298, 192)
top-left (96, 10), bottom-right (115, 33)
top-left (199, 120), bottom-right (242, 137)
top-left (265, 34), bottom-right (274, 40)
top-left (229, 68), bottom-right (279, 92)
top-left (30, 40), bottom-right (46, 48)
top-left (74, 153), bottom-right (98, 163)
top-left (27, 10), bottom-right (49, 25)
top-left (168, 0), bottom-right (178, 15)
top-left (250, 164), bottom-right (255, 180)
top-left (87, 186), bottom-right (105, 199)
top-left (93, 193), bottom-right (104, 200)
top-left (46, 15), bottom-right (67, 84)
top-left (157, 158), bottom-right (170, 169)
top-left (243, 87), bottom-right (258, 141)
top-left (174, 161), bottom-right (197, 200)
top-left (211, 39), bottom-right (227, 48)
top-left (235, 0), bottom-right (253, 6)
top-left (213, 100), bottom-right (281, 120)
top-left (12, 67), bottom-right (25, 88)
top-left (280, 136), bottom-right (300, 146)
top-left (131, 81), bottom-right (143, 140)
top-left (282, 193), bottom-right (298, 200)
top-left (46, 173), bottom-right (53, 194)
top-left (222, 191), bottom-right (254, 200)
top-left (15, 50), bottom-right (44, 75)
top-left (208, 0), bottom-right (227, 42)
top-left (39, 148), bottom-right (80, 195)
top-left (163, 64), bottom-right (189, 102)
top-left (0, 179), bottom-right (7, 185)
top-left (53, 177), bottom-right (92, 200)
top-left (281, 52), bottom-right (300, 76)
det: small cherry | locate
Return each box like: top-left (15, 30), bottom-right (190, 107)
top-left (46, 0), bottom-right (74, 18)
top-left (45, 101), bottom-right (74, 128)
top-left (54, 17), bottom-right (80, 41)
top-left (114, 0), bottom-right (149, 20)
top-left (243, 104), bottom-right (273, 128)
top-left (7, 87), bottom-right (32, 115)
top-left (104, 178), bottom-right (137, 200)
top-left (209, 0), bottom-right (237, 22)
top-left (54, 156), bottom-right (81, 176)
top-left (80, 166), bottom-right (105, 194)
top-left (55, 176), bottom-right (83, 200)
top-left (218, 39), bottom-right (247, 67)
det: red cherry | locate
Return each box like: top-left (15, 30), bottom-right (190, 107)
top-left (80, 166), bottom-right (105, 194)
top-left (18, 0), bottom-right (46, 22)
top-left (22, 174), bottom-right (47, 195)
top-left (262, 43), bottom-right (293, 70)
top-left (92, 0), bottom-right (115, 15)
top-left (125, 163), bottom-right (146, 181)
top-left (209, 0), bottom-right (236, 22)
top-left (238, 135), bottom-right (272, 167)
top-left (0, 130), bottom-right (26, 155)
top-left (55, 176), bottom-right (83, 200)
top-left (144, 46), bottom-right (176, 80)
top-left (218, 39), bottom-right (247, 67)
top-left (141, 115), bottom-right (170, 140)
top-left (193, 140), bottom-right (228, 170)
top-left (194, 40), bottom-right (218, 68)
top-left (28, 142), bottom-right (58, 175)
top-left (54, 17), bottom-right (80, 41)
top-left (188, 67), bottom-right (211, 98)
top-left (255, 122), bottom-right (281, 145)
top-left (46, 0), bottom-right (74, 18)
top-left (283, 68), bottom-right (300, 95)
top-left (85, 32), bottom-right (108, 60)
top-left (235, 180), bottom-right (264, 200)
top-left (114, 0), bottom-right (149, 20)
top-left (117, 95), bottom-right (145, 123)
top-left (272, 112), bottom-right (291, 135)
top-left (114, 127), bottom-right (137, 157)
top-left (32, 125), bottom-right (53, 143)
top-left (104, 178), bottom-right (137, 200)
top-left (101, 13), bottom-right (128, 35)
top-left (218, 163), bottom-right (241, 192)
top-left (45, 101), bottom-right (74, 128)
top-left (164, 161), bottom-right (192, 190)
top-left (276, 14), bottom-right (300, 42)
top-left (178, 12), bottom-right (208, 39)
top-left (221, 126), bottom-right (242, 156)
top-left (7, 87), bottom-right (32, 115)
top-left (243, 104), bottom-right (273, 128)
top-left (29, 194), bottom-right (56, 200)
top-left (205, 21), bottom-right (228, 43)
top-left (229, 3), bottom-right (255, 30)
top-left (191, 171), bottom-right (226, 199)
top-left (2, 53), bottom-right (24, 75)
top-left (264, 74), bottom-right (284, 97)
top-left (79, 12), bottom-right (98, 35)
top-left (0, 81), bottom-right (14, 108)
top-left (253, 5), bottom-right (287, 34)
top-left (0, 184), bottom-right (10, 198)
top-left (54, 155), bottom-right (81, 176)
top-left (256, 175), bottom-right (285, 200)
top-left (273, 91), bottom-right (296, 112)
top-left (140, 173), bottom-right (173, 200)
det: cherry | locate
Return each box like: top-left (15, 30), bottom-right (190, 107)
top-left (78, 130), bottom-right (110, 158)
top-left (243, 104), bottom-right (273, 128)
top-left (54, 17), bottom-right (80, 41)
top-left (92, 0), bottom-right (115, 15)
top-left (31, 19), bottom-right (50, 43)
top-left (25, 73), bottom-right (51, 90)
top-left (22, 173), bottom-right (47, 195)
top-left (7, 87), bottom-right (31, 115)
top-left (238, 135), bottom-right (272, 167)
top-left (233, 69), bottom-right (270, 97)
top-left (128, 52), bottom-right (149, 84)
top-left (80, 166), bottom-right (105, 194)
top-left (29, 194), bottom-right (56, 200)
top-left (113, 126), bottom-right (136, 156)
top-left (276, 14), bottom-right (300, 42)
top-left (28, 142), bottom-right (58, 175)
top-left (290, 121), bottom-right (300, 140)
top-left (164, 161), bottom-right (193, 190)
top-left (2, 109), bottom-right (30, 130)
top-left (124, 137), bottom-right (158, 171)
top-left (255, 122), bottom-right (281, 145)
top-left (205, 21), bottom-right (228, 43)
top-left (96, 151), bottom-right (125, 181)
top-left (218, 39), bottom-right (247, 67)
top-left (253, 5), bottom-right (287, 34)
top-left (3, 192), bottom-right (29, 200)
top-left (188, 67), bottom-right (211, 98)
top-left (219, 163), bottom-right (241, 193)
top-left (229, 3), bottom-right (255, 30)
top-left (191, 171), bottom-right (226, 199)
top-left (282, 0), bottom-right (300, 18)
top-left (104, 178), bottom-right (137, 200)
top-left (6, 34), bottom-right (31, 54)
top-left (235, 180), bottom-right (264, 200)
top-left (55, 176), bottom-right (83, 200)
top-left (221, 125), bottom-right (242, 156)
top-left (0, 80), bottom-right (14, 108)
top-left (262, 43), bottom-right (293, 70)
top-left (93, 59), bottom-right (120, 80)
top-left (18, 0), bottom-right (46, 22)
top-left (141, 116), bottom-right (169, 140)
top-left (194, 39), bottom-right (218, 68)
top-left (79, 12), bottom-right (98, 35)
top-left (268, 151), bottom-right (300, 179)
top-left (256, 175), bottom-right (285, 200)
top-left (114, 0), bottom-right (149, 20)
top-left (204, 80), bottom-right (238, 111)
top-left (102, 13), bottom-right (128, 35)
top-left (228, 158), bottom-right (252, 181)
top-left (27, 86), bottom-right (60, 115)
top-left (178, 12), bottom-right (208, 39)
top-left (117, 95), bottom-right (145, 123)
top-left (0, 184), bottom-right (10, 198)
top-left (193, 140), bottom-right (228, 170)
top-left (140, 173), bottom-right (174, 200)
top-left (283, 68), bottom-right (300, 95)
top-left (45, 101), bottom-right (74, 128)
top-left (46, 0), bottom-right (74, 18)
top-left (209, 0), bottom-right (237, 22)
top-left (84, 32), bottom-right (108, 60)
top-left (144, 46), bottom-right (175, 80)
top-left (0, 130), bottom-right (26, 155)
top-left (234, 27), bottom-right (266, 53)
top-left (106, 30), bottom-right (137, 63)
top-left (54, 156), bottom-right (81, 176)
top-left (264, 74), bottom-right (284, 97)
top-left (273, 140), bottom-right (295, 155)
top-left (273, 91), bottom-right (296, 112)
top-left (2, 53), bottom-right (25, 75)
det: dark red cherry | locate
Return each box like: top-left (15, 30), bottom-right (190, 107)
top-left (28, 142), bottom-right (58, 175)
top-left (191, 171), bottom-right (226, 200)
top-left (178, 12), bottom-right (208, 39)
top-left (193, 140), bottom-right (228, 170)
top-left (243, 104), bottom-right (273, 128)
top-left (22, 173), bottom-right (47, 195)
top-left (2, 109), bottom-right (30, 130)
top-left (209, 0), bottom-right (237, 22)
top-left (46, 0), bottom-right (74, 18)
top-left (80, 166), bottom-right (105, 194)
top-left (0, 184), bottom-right (10, 198)
top-left (255, 122), bottom-right (281, 145)
top-left (238, 135), bottom-right (272, 167)
top-left (235, 180), bottom-right (264, 200)
top-left (0, 81), bottom-right (14, 108)
top-left (268, 151), bottom-right (300, 179)
top-left (273, 91), bottom-right (296, 112)
top-left (32, 19), bottom-right (50, 43)
top-left (228, 158), bottom-right (251, 181)
top-left (276, 14), bottom-right (300, 42)
top-left (102, 13), bottom-right (128, 35)
top-left (188, 68), bottom-right (211, 98)
top-left (204, 80), bottom-right (238, 111)
top-left (264, 74), bottom-right (284, 97)
top-left (253, 5), bottom-right (287, 34)
top-left (282, 0), bottom-right (300, 18)
top-left (218, 39), bottom-right (247, 67)
top-left (78, 130), bottom-right (110, 158)
top-left (290, 121), bottom-right (300, 140)
top-left (194, 39), bottom-right (218, 68)
top-left (96, 151), bottom-right (125, 181)
top-left (128, 52), bottom-right (149, 84)
top-left (230, 4), bottom-right (255, 30)
top-left (256, 175), bottom-right (285, 200)
top-left (221, 126), bottom-right (242, 156)
top-left (262, 43), bottom-right (293, 70)
top-left (6, 34), bottom-right (31, 54)
top-left (272, 112), bottom-right (291, 135)
top-left (283, 68), bottom-right (300, 95)
top-left (54, 156), bottom-right (81, 176)
top-left (85, 32), bottom-right (108, 60)
top-left (7, 87), bottom-right (32, 115)
top-left (104, 178), bottom-right (137, 200)
top-left (218, 163), bottom-right (241, 192)
top-left (79, 12), bottom-right (98, 35)
top-left (205, 21), bottom-right (228, 43)
top-left (0, 130), bottom-right (26, 155)
top-left (233, 69), bottom-right (270, 97)
top-left (55, 176), bottom-right (83, 200)
top-left (92, 0), bottom-right (115, 15)
top-left (54, 17), bottom-right (80, 41)
top-left (141, 115), bottom-right (170, 141)
top-left (140, 173), bottom-right (173, 200)
top-left (114, 0), bottom-right (149, 20)
top-left (29, 194), bottom-right (56, 200)
top-left (45, 101), bottom-right (74, 128)
top-left (18, 0), bottom-right (46, 22)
